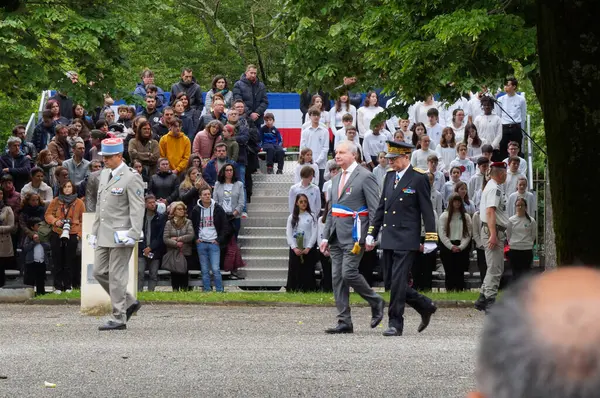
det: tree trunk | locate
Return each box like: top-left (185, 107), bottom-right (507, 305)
top-left (535, 1), bottom-right (600, 266)
top-left (544, 178), bottom-right (557, 269)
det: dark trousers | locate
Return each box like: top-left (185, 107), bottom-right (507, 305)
top-left (262, 144), bottom-right (284, 170)
top-left (24, 261), bottom-right (46, 294)
top-left (412, 251), bottom-right (436, 291)
top-left (383, 249), bottom-right (434, 331)
top-left (499, 124), bottom-right (523, 160)
top-left (286, 248), bottom-right (317, 292)
top-left (245, 166), bottom-right (253, 203)
top-left (439, 240), bottom-right (470, 291)
top-left (508, 249), bottom-right (533, 283)
top-left (171, 272), bottom-right (189, 291)
top-left (329, 135), bottom-right (335, 157)
top-left (319, 251), bottom-right (332, 292)
top-left (0, 258), bottom-right (5, 287)
top-left (50, 232), bottom-right (78, 290)
top-left (318, 169), bottom-right (325, 193)
top-left (359, 249), bottom-right (377, 287)
top-left (476, 248), bottom-right (487, 283)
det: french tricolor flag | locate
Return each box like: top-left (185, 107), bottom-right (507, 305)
top-left (265, 93), bottom-right (304, 147)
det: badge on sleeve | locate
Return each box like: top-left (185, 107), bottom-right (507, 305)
top-left (136, 189), bottom-right (142, 197)
top-left (111, 188), bottom-right (124, 195)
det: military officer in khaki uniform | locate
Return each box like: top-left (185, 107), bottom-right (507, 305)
top-left (87, 138), bottom-right (145, 330)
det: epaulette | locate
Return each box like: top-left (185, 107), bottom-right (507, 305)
top-left (386, 168), bottom-right (394, 173)
top-left (414, 168), bottom-right (426, 174)
top-left (130, 168), bottom-right (139, 174)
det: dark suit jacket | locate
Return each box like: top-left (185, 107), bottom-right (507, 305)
top-left (368, 166), bottom-right (435, 251)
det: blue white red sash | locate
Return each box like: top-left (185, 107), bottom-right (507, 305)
top-left (332, 204), bottom-right (368, 243)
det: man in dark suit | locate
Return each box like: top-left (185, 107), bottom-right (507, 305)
top-left (366, 141), bottom-right (438, 336)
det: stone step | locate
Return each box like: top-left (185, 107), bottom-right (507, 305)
top-left (241, 246), bottom-right (290, 257)
top-left (246, 203), bottom-right (290, 213)
top-left (242, 268), bottom-right (289, 280)
top-left (248, 196), bottom-right (288, 205)
top-left (237, 236), bottom-right (288, 247)
top-left (249, 210), bottom-right (291, 219)
top-left (242, 256), bottom-right (289, 269)
top-left (238, 227), bottom-right (287, 237)
top-left (251, 188), bottom-right (292, 197)
top-left (252, 174), bottom-right (295, 183)
top-left (241, 217), bottom-right (288, 227)
top-left (253, 181), bottom-right (294, 192)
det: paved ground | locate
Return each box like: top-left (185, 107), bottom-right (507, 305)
top-left (0, 305), bottom-right (483, 397)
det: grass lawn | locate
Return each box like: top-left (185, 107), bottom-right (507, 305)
top-left (33, 290), bottom-right (479, 305)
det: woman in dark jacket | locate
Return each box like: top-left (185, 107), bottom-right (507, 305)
top-left (138, 195), bottom-right (167, 292)
top-left (163, 201), bottom-right (195, 291)
top-left (19, 193), bottom-right (47, 243)
top-left (149, 158), bottom-right (179, 205)
top-left (178, 167), bottom-right (209, 219)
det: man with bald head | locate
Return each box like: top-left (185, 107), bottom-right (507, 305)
top-left (470, 267), bottom-right (600, 398)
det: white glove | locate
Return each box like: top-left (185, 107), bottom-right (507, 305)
top-left (87, 234), bottom-right (97, 249)
top-left (156, 202), bottom-right (166, 215)
top-left (423, 242), bottom-right (437, 254)
top-left (121, 237), bottom-right (136, 246)
top-left (365, 235), bottom-right (375, 246)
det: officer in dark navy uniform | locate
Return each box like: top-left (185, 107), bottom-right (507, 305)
top-left (366, 140), bottom-right (438, 336)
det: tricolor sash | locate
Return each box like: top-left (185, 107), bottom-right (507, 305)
top-left (332, 204), bottom-right (369, 244)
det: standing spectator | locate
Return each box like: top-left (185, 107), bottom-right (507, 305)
top-left (22, 217), bottom-right (49, 295)
top-left (231, 100), bottom-right (254, 189)
top-left (45, 180), bottom-right (85, 294)
top-left (129, 120), bottom-right (160, 176)
top-left (362, 121), bottom-right (391, 168)
top-left (179, 167), bottom-right (209, 219)
top-left (300, 89), bottom-right (331, 124)
top-left (474, 96), bottom-right (502, 159)
top-left (1, 175), bottom-right (21, 219)
top-left (20, 168), bottom-right (53, 206)
top-left (1, 136), bottom-right (31, 192)
top-left (192, 120), bottom-right (224, 162)
top-left (222, 125), bottom-right (239, 162)
top-left (169, 68), bottom-right (203, 111)
top-left (450, 109), bottom-right (466, 142)
top-left (77, 160), bottom-right (102, 202)
top-left (330, 93), bottom-right (357, 140)
top-left (172, 100), bottom-right (196, 140)
top-left (192, 187), bottom-right (229, 292)
top-left (426, 155), bottom-right (445, 194)
top-left (130, 160), bottom-right (150, 195)
top-left (213, 164), bottom-right (245, 237)
top-left (507, 197), bottom-right (537, 283)
top-left (323, 162), bottom-right (341, 202)
top-left (49, 91), bottom-right (74, 120)
top-left (301, 95), bottom-right (330, 129)
top-left (259, 113), bottom-right (285, 174)
top-left (507, 176), bottom-right (535, 218)
top-left (356, 91), bottom-right (384, 141)
top-left (436, 127), bottom-right (457, 174)
top-left (372, 152), bottom-right (388, 188)
top-left (438, 193), bottom-right (472, 291)
top-left (413, 95), bottom-right (438, 125)
top-left (51, 166), bottom-right (70, 197)
top-left (84, 168), bottom-right (102, 213)
top-left (428, 172), bottom-right (443, 220)
top-left (149, 158), bottom-right (179, 205)
top-left (12, 125), bottom-right (37, 161)
top-left (468, 157), bottom-right (490, 200)
top-left (203, 143), bottom-right (237, 187)
top-left (410, 122), bottom-right (428, 149)
top-left (152, 106), bottom-right (177, 139)
top-left (333, 114), bottom-right (357, 150)
top-left (449, 143), bottom-right (476, 183)
top-left (47, 124), bottom-right (71, 165)
top-left (138, 195), bottom-right (166, 292)
top-left (425, 108), bottom-right (443, 147)
top-left (0, 189), bottom-right (15, 287)
top-left (300, 107), bottom-right (329, 190)
top-left (455, 181), bottom-right (477, 215)
top-left (163, 201), bottom-right (195, 291)
top-left (87, 130), bottom-right (107, 163)
top-left (36, 149), bottom-right (58, 187)
top-left (72, 104), bottom-right (94, 129)
top-left (502, 141), bottom-right (527, 175)
top-left (45, 99), bottom-right (70, 125)
top-left (496, 77), bottom-right (527, 159)
top-left (463, 123), bottom-right (486, 161)
top-left (505, 157), bottom-right (525, 197)
top-left (176, 92), bottom-right (202, 134)
top-left (32, 111), bottom-right (55, 152)
top-left (62, 140), bottom-right (90, 187)
top-left (471, 210), bottom-right (486, 283)
top-left (443, 166), bottom-right (463, 207)
top-left (133, 69), bottom-right (166, 110)
top-left (116, 105), bottom-right (133, 131)
top-left (233, 64), bottom-right (269, 129)
top-left (138, 96), bottom-right (162, 127)
top-left (19, 194), bottom-right (47, 256)
top-left (199, 97), bottom-right (228, 133)
top-left (158, 119), bottom-right (190, 176)
top-left (293, 148), bottom-right (319, 186)
top-left (286, 193), bottom-right (318, 292)
top-left (410, 135), bottom-right (436, 170)
top-left (288, 165), bottom-right (321, 215)
top-left (204, 75), bottom-right (234, 112)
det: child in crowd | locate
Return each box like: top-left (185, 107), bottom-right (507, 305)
top-left (300, 107), bottom-right (329, 190)
top-left (504, 156), bottom-right (525, 197)
top-left (436, 127), bottom-right (457, 175)
top-left (393, 130), bottom-right (405, 143)
top-left (507, 197), bottom-right (537, 282)
top-left (396, 118), bottom-right (412, 143)
top-left (468, 157), bottom-right (490, 199)
top-left (116, 105), bottom-right (133, 130)
top-left (425, 108), bottom-right (443, 147)
top-left (410, 122), bottom-right (427, 149)
top-left (443, 166), bottom-right (462, 207)
top-left (343, 127), bottom-right (363, 159)
top-left (372, 152), bottom-right (389, 188)
top-left (428, 172), bottom-right (443, 218)
top-left (22, 217), bottom-right (49, 295)
top-left (294, 148), bottom-right (320, 186)
top-left (503, 141), bottom-right (527, 175)
top-left (454, 181), bottom-right (476, 215)
top-left (410, 135), bottom-right (436, 170)
top-left (289, 165), bottom-right (321, 216)
top-left (427, 154), bottom-right (445, 194)
top-left (259, 113), bottom-right (285, 174)
top-left (302, 95), bottom-right (329, 129)
top-left (362, 121), bottom-right (390, 168)
top-left (507, 176), bottom-right (535, 218)
top-left (481, 144), bottom-right (494, 162)
top-left (449, 143), bottom-right (476, 183)
top-left (286, 193), bottom-right (318, 292)
top-left (450, 109), bottom-right (466, 142)
top-left (222, 124), bottom-right (239, 162)
top-left (463, 123), bottom-right (485, 160)
top-left (317, 201), bottom-right (332, 292)
top-left (322, 162), bottom-right (340, 203)
top-left (333, 114), bottom-right (357, 149)
top-left (471, 210), bottom-right (486, 283)
top-left (474, 96), bottom-right (502, 155)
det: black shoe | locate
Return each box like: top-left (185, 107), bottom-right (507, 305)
top-left (418, 304), bottom-right (437, 333)
top-left (371, 299), bottom-right (385, 328)
top-left (276, 169), bottom-right (283, 174)
top-left (98, 320), bottom-right (126, 331)
top-left (382, 326), bottom-right (402, 336)
top-left (474, 293), bottom-right (487, 311)
top-left (483, 298), bottom-right (496, 314)
top-left (126, 300), bottom-right (142, 322)
top-left (267, 167), bottom-right (274, 174)
top-left (325, 323), bottom-right (354, 334)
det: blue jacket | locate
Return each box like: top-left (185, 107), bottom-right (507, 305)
top-left (22, 236), bottom-right (50, 264)
top-left (138, 211), bottom-right (167, 259)
top-left (203, 158), bottom-right (237, 187)
top-left (0, 153), bottom-right (32, 192)
top-left (233, 74), bottom-right (269, 126)
top-left (259, 125), bottom-right (282, 147)
top-left (231, 118), bottom-right (249, 166)
top-left (133, 82), bottom-right (166, 112)
top-left (32, 121), bottom-right (55, 152)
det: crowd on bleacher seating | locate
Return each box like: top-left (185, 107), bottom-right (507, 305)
top-left (0, 66), bottom-right (537, 295)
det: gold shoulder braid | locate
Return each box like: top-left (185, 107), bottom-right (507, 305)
top-left (425, 232), bottom-right (438, 242)
top-left (413, 168), bottom-right (426, 174)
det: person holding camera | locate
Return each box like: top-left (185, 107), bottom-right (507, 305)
top-left (45, 179), bottom-right (85, 294)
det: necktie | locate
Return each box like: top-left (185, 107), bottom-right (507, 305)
top-left (338, 170), bottom-right (347, 199)
top-left (108, 172), bottom-right (113, 182)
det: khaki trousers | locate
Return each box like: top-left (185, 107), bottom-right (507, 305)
top-left (93, 246), bottom-right (136, 323)
top-left (480, 225), bottom-right (506, 299)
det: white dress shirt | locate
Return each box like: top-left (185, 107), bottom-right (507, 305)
top-left (495, 93), bottom-right (527, 128)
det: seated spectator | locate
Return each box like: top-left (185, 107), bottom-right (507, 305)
top-left (505, 156), bottom-right (525, 197)
top-left (149, 158), bottom-right (179, 205)
top-left (192, 187), bottom-right (229, 292)
top-left (193, 120), bottom-right (224, 165)
top-left (158, 119), bottom-right (190, 176)
top-left (169, 68), bottom-right (204, 111)
top-left (203, 143), bottom-right (237, 187)
top-left (20, 168), bottom-right (53, 206)
top-left (449, 143), bottom-right (476, 183)
top-left (138, 95), bottom-right (162, 127)
top-left (152, 106), bottom-right (176, 139)
top-left (213, 163), bottom-right (245, 237)
top-left (426, 154), bottom-right (445, 194)
top-left (172, 99), bottom-right (196, 140)
top-left (507, 176), bottom-right (535, 218)
top-left (116, 105), bottom-right (133, 130)
top-left (455, 181), bottom-right (476, 215)
top-left (187, 154), bottom-right (202, 173)
top-left (45, 99), bottom-right (69, 125)
top-left (22, 216), bottom-right (49, 295)
top-left (286, 193), bottom-right (318, 292)
top-left (163, 201), bottom-right (194, 291)
top-left (72, 104), bottom-right (94, 129)
top-left (95, 119), bottom-right (109, 134)
top-left (87, 129), bottom-right (107, 163)
top-left (130, 160), bottom-right (150, 195)
top-left (1, 136), bottom-right (32, 192)
top-left (372, 152), bottom-right (388, 188)
top-left (443, 166), bottom-right (462, 207)
top-left (84, 163), bottom-right (102, 212)
top-left (36, 149), bottom-right (58, 187)
top-left (12, 125), bottom-right (37, 162)
top-left (47, 124), bottom-right (71, 165)
top-left (294, 148), bottom-right (319, 186)
top-left (222, 125), bottom-right (239, 162)
top-left (103, 108), bottom-right (116, 126)
top-left (175, 92), bottom-right (202, 134)
top-left (1, 175), bottom-right (21, 218)
top-left (179, 167), bottom-right (209, 218)
top-left (288, 165), bottom-right (321, 215)
top-left (503, 141), bottom-right (527, 175)
top-left (204, 75), bottom-right (233, 112)
top-left (410, 135), bottom-right (436, 170)
top-left (62, 140), bottom-right (90, 187)
top-left (0, 189), bottom-right (16, 287)
top-left (134, 69), bottom-right (166, 111)
top-left (77, 160), bottom-right (102, 201)
top-left (32, 110), bottom-right (55, 152)
top-left (198, 98), bottom-right (228, 132)
top-left (138, 195), bottom-right (166, 292)
top-left (468, 157), bottom-right (490, 200)
top-left (45, 180), bottom-right (85, 294)
top-left (129, 120), bottom-right (160, 176)
top-left (94, 93), bottom-right (115, 122)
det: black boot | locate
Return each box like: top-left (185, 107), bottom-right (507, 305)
top-left (474, 293), bottom-right (486, 311)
